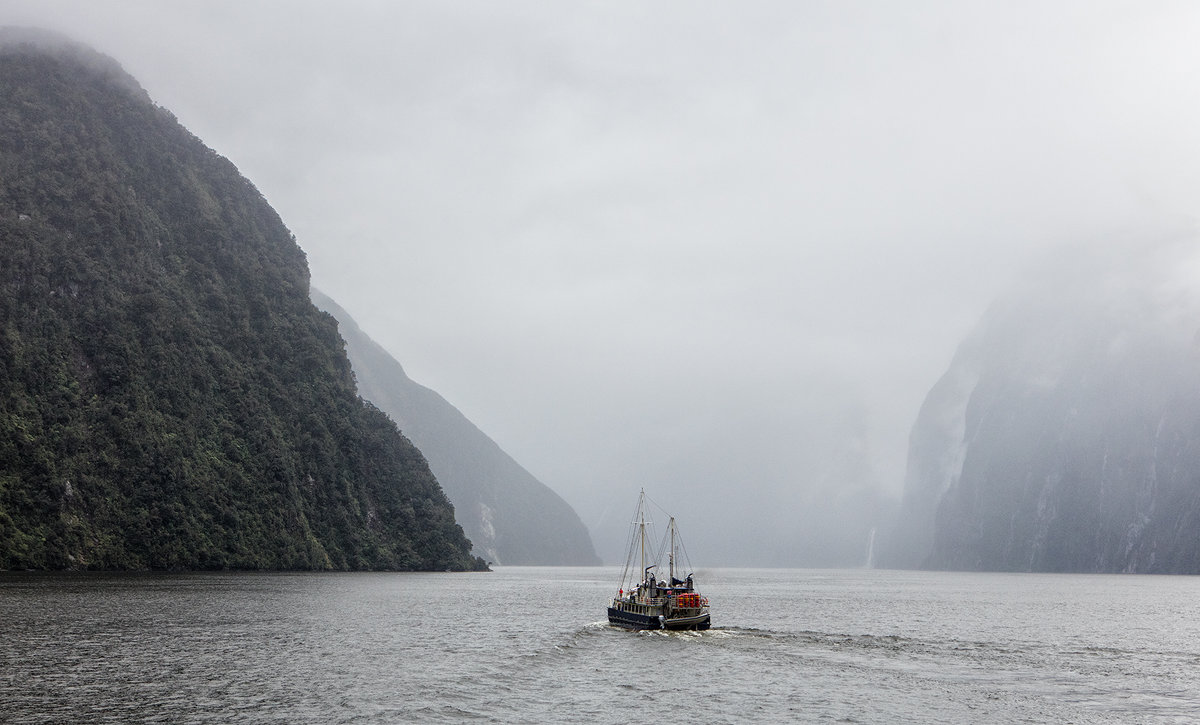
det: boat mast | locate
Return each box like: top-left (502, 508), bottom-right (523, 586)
top-left (668, 516), bottom-right (676, 583)
top-left (639, 489), bottom-right (646, 586)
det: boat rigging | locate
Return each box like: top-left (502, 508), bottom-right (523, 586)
top-left (607, 489), bottom-right (710, 631)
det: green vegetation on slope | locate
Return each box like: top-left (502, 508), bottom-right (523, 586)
top-left (0, 30), bottom-right (485, 571)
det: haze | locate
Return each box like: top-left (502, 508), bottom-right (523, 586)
top-left (6, 0), bottom-right (1200, 565)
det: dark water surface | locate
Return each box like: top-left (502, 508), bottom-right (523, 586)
top-left (3, 567), bottom-right (1199, 723)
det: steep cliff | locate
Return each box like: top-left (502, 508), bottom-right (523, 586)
top-left (0, 29), bottom-right (485, 570)
top-left (311, 291), bottom-right (600, 565)
top-left (886, 246), bottom-right (1200, 573)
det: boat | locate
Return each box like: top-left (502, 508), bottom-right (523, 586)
top-left (607, 489), bottom-right (710, 630)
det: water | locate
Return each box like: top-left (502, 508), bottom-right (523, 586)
top-left (3, 567), bottom-right (1199, 723)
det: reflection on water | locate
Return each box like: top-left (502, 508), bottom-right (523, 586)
top-left (3, 568), bottom-right (1200, 723)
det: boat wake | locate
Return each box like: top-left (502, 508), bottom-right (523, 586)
top-left (629, 625), bottom-right (738, 640)
top-left (709, 625), bottom-right (786, 638)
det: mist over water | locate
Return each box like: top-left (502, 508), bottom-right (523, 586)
top-left (2, 14), bottom-right (1199, 725)
top-left (4, 568), bottom-right (1199, 723)
top-left (9, 1), bottom-right (1200, 568)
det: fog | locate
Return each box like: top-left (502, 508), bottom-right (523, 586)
top-left (6, 0), bottom-right (1200, 564)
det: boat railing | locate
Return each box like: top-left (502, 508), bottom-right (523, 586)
top-left (619, 592), bottom-right (707, 608)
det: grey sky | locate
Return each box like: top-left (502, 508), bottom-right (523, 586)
top-left (6, 0), bottom-right (1200, 563)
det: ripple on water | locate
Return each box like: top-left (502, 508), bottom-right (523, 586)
top-left (4, 568), bottom-right (1200, 724)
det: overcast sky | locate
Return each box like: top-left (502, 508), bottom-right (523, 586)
top-left (6, 1), bottom-right (1200, 563)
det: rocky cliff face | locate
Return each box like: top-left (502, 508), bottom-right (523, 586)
top-left (885, 247), bottom-right (1200, 573)
top-left (0, 29), bottom-right (484, 570)
top-left (311, 291), bottom-right (600, 565)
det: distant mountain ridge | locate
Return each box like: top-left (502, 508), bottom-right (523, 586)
top-left (0, 29), bottom-right (484, 570)
top-left (885, 247), bottom-right (1200, 573)
top-left (312, 291), bottom-right (600, 565)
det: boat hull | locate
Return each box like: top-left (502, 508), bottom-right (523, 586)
top-left (607, 606), bottom-right (711, 631)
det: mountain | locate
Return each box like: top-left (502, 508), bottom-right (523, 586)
top-left (310, 291), bottom-right (600, 565)
top-left (0, 28), bottom-right (485, 571)
top-left (884, 244), bottom-right (1200, 573)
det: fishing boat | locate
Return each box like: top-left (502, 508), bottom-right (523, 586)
top-left (607, 490), bottom-right (710, 630)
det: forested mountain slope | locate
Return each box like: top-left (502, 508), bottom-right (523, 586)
top-left (0, 29), bottom-right (485, 571)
